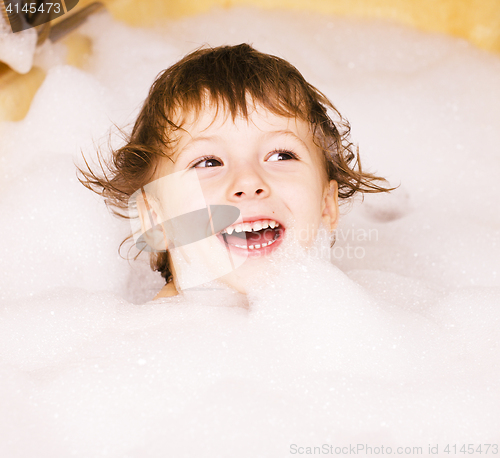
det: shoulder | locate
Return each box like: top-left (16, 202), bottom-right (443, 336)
top-left (153, 281), bottom-right (178, 300)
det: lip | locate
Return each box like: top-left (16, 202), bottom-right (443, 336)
top-left (238, 215), bottom-right (283, 225)
top-left (216, 214), bottom-right (285, 258)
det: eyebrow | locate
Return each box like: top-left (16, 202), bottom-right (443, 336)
top-left (263, 130), bottom-right (310, 152)
top-left (184, 135), bottom-right (222, 149)
top-left (174, 135), bottom-right (223, 162)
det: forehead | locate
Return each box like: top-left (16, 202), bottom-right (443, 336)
top-left (172, 101), bottom-right (317, 153)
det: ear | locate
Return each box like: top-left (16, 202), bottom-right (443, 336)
top-left (321, 180), bottom-right (339, 231)
top-left (136, 189), bottom-right (169, 251)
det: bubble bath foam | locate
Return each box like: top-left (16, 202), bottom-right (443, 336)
top-left (0, 7), bottom-right (499, 457)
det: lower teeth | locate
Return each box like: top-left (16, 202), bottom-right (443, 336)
top-left (234, 237), bottom-right (277, 250)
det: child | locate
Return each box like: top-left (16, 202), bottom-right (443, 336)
top-left (79, 43), bottom-right (390, 299)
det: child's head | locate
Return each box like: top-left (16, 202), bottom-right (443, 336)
top-left (80, 43), bottom-right (390, 294)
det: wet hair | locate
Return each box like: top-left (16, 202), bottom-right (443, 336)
top-left (79, 43), bottom-right (392, 284)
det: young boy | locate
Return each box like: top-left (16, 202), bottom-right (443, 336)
top-left (80, 44), bottom-right (389, 299)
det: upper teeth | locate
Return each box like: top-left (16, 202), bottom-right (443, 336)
top-left (222, 219), bottom-right (279, 235)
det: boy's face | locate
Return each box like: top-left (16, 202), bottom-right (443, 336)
top-left (150, 102), bottom-right (338, 293)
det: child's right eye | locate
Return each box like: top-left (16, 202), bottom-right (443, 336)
top-left (191, 156), bottom-right (223, 168)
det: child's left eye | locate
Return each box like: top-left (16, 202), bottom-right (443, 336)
top-left (267, 149), bottom-right (297, 162)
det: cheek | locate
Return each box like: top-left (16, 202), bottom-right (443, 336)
top-left (290, 186), bottom-right (325, 225)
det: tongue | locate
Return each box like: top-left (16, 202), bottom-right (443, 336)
top-left (222, 228), bottom-right (277, 246)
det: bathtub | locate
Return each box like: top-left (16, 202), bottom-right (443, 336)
top-left (0, 2), bottom-right (499, 457)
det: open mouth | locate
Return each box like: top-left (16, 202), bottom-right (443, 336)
top-left (216, 218), bottom-right (285, 255)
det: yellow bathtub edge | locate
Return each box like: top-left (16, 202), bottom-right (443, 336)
top-left (1, 0), bottom-right (499, 123)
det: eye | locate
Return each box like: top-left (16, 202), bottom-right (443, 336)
top-left (267, 149), bottom-right (298, 162)
top-left (191, 156), bottom-right (223, 168)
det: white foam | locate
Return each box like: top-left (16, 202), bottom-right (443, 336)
top-left (1, 7), bottom-right (499, 456)
top-left (0, 13), bottom-right (37, 73)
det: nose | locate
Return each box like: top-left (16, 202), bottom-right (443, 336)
top-left (228, 164), bottom-right (269, 201)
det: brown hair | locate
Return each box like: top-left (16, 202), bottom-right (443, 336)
top-left (79, 43), bottom-right (392, 283)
